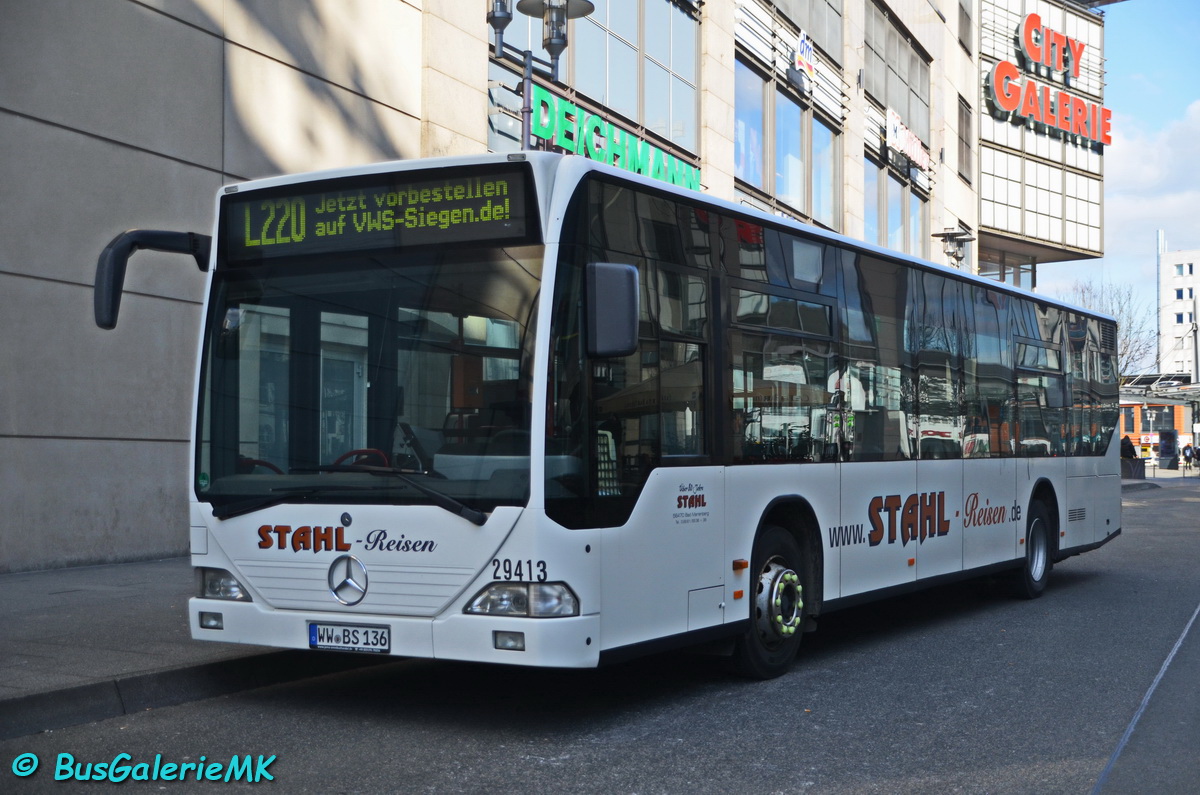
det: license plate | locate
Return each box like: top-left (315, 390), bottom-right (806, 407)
top-left (308, 622), bottom-right (390, 654)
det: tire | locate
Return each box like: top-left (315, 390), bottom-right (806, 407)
top-left (1014, 501), bottom-right (1053, 599)
top-left (732, 525), bottom-right (806, 679)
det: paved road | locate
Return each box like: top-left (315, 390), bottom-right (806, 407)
top-left (3, 484), bottom-right (1199, 792)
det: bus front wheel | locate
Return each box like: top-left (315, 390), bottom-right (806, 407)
top-left (732, 524), bottom-right (806, 679)
top-left (1014, 501), bottom-right (1053, 599)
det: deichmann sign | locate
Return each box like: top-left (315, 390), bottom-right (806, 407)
top-left (530, 84), bottom-right (701, 191)
top-left (986, 13), bottom-right (1112, 146)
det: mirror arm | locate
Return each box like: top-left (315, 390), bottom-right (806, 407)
top-left (94, 229), bottom-right (211, 329)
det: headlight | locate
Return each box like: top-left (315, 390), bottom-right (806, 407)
top-left (198, 568), bottom-right (252, 601)
top-left (465, 582), bottom-right (579, 617)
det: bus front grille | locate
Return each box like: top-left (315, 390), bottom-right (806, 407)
top-left (233, 559), bottom-right (477, 616)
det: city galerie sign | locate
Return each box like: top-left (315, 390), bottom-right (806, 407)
top-left (531, 84), bottom-right (702, 190)
top-left (986, 13), bottom-right (1112, 146)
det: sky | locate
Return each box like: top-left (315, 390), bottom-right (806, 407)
top-left (1036, 0), bottom-right (1200, 315)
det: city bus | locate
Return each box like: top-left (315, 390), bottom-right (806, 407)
top-left (94, 152), bottom-right (1121, 678)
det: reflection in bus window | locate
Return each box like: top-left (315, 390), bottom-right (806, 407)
top-left (731, 332), bottom-right (834, 463)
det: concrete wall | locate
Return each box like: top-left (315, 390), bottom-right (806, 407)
top-left (0, 0), bottom-right (487, 572)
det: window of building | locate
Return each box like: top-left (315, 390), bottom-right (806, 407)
top-left (958, 95), bottom-right (973, 183)
top-left (735, 59), bottom-right (766, 189)
top-left (1177, 289), bottom-right (1185, 300)
top-left (864, 157), bottom-right (927, 257)
top-left (1176, 264), bottom-right (1184, 276)
top-left (571, 0), bottom-right (699, 153)
top-left (958, 0), bottom-right (973, 54)
top-left (1176, 313), bottom-right (1185, 324)
top-left (735, 54), bottom-right (842, 229)
top-left (864, 1), bottom-right (930, 143)
top-left (774, 0), bottom-right (844, 66)
top-left (1141, 406), bottom-right (1174, 433)
top-left (812, 115), bottom-right (838, 228)
top-left (775, 89), bottom-right (803, 209)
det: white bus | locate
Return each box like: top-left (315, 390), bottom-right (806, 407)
top-left (95, 152), bottom-right (1121, 678)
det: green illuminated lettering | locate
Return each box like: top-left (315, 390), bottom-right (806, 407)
top-left (629, 139), bottom-right (651, 176)
top-left (609, 124), bottom-right (630, 169)
top-left (292, 199), bottom-right (306, 242)
top-left (555, 96), bottom-right (578, 153)
top-left (244, 206), bottom-right (261, 247)
top-left (531, 84), bottom-right (555, 141)
top-left (583, 114), bottom-right (605, 162)
top-left (275, 199), bottom-right (292, 244)
top-left (651, 148), bottom-right (668, 182)
top-left (259, 200), bottom-right (276, 244)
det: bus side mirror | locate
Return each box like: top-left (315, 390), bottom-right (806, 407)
top-left (94, 230), bottom-right (210, 329)
top-left (586, 262), bottom-right (639, 358)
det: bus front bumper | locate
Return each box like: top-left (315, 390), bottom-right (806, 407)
top-left (188, 598), bottom-right (601, 668)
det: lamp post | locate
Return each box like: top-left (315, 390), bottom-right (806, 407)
top-left (931, 227), bottom-right (975, 269)
top-left (516, 0), bottom-right (595, 83)
top-left (487, 0), bottom-right (594, 150)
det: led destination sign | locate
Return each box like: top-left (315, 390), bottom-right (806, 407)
top-left (223, 165), bottom-right (534, 263)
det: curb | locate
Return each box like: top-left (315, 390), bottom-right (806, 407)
top-left (0, 651), bottom-right (397, 741)
top-left (1122, 481), bottom-right (1162, 493)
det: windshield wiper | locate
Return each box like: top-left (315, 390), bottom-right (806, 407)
top-left (286, 463), bottom-right (487, 526)
top-left (381, 467), bottom-right (488, 526)
top-left (210, 485), bottom-right (373, 521)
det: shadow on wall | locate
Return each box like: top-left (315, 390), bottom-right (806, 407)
top-left (203, 0), bottom-right (419, 178)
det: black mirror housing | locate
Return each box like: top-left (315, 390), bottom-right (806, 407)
top-left (586, 262), bottom-right (639, 358)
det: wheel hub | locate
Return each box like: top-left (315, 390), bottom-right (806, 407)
top-left (755, 558), bottom-right (803, 641)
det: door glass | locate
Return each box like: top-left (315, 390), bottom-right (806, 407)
top-left (320, 312), bottom-right (368, 464)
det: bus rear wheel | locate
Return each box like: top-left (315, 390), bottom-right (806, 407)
top-left (732, 525), bottom-right (806, 679)
top-left (1014, 501), bottom-right (1053, 599)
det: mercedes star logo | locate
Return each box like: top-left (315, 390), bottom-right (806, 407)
top-left (327, 554), bottom-right (369, 606)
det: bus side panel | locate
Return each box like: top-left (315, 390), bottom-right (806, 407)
top-left (599, 466), bottom-right (725, 653)
top-left (1065, 473), bottom-right (1097, 547)
top-left (915, 458), bottom-right (963, 580)
top-left (838, 461), bottom-right (917, 598)
top-left (1091, 474), bottom-right (1121, 543)
top-left (724, 464), bottom-right (841, 603)
top-left (963, 458), bottom-right (1019, 569)
top-left (1022, 457), bottom-right (1067, 545)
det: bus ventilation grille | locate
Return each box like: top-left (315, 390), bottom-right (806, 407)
top-left (1068, 508), bottom-right (1087, 523)
top-left (1100, 322), bottom-right (1117, 352)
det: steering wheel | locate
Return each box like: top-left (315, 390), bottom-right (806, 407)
top-left (333, 448), bottom-right (390, 467)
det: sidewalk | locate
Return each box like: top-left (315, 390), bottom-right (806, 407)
top-left (1122, 460), bottom-right (1200, 491)
top-left (2, 469), bottom-right (1196, 739)
top-left (0, 558), bottom-right (392, 740)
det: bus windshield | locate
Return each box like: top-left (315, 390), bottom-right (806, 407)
top-left (195, 243), bottom-right (543, 516)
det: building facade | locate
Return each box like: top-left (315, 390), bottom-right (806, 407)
top-left (1157, 233), bottom-right (1200, 377)
top-left (1, 0), bottom-right (1113, 572)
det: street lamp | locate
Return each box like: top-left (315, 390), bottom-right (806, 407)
top-left (487, 1), bottom-right (514, 52)
top-left (488, 0), bottom-right (594, 150)
top-left (932, 227), bottom-right (975, 269)
top-left (515, 0), bottom-right (595, 82)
